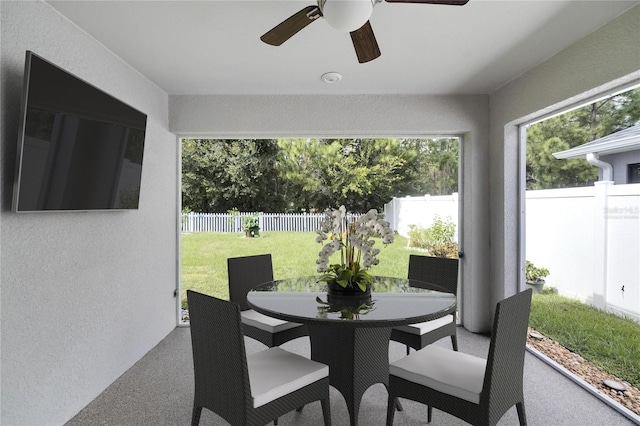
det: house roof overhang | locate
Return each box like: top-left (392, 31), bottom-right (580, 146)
top-left (553, 124), bottom-right (640, 160)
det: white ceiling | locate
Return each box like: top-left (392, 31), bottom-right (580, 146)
top-left (46, 0), bottom-right (639, 96)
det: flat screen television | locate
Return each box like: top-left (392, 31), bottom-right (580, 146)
top-left (12, 51), bottom-right (147, 212)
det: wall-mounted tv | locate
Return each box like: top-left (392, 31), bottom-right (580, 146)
top-left (12, 51), bottom-right (147, 212)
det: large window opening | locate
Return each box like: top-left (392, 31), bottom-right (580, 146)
top-left (520, 85), bottom-right (640, 411)
top-left (178, 137), bottom-right (462, 320)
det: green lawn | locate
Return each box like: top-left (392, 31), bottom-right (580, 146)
top-left (180, 231), bottom-right (422, 307)
top-left (181, 231), bottom-right (640, 389)
top-left (530, 290), bottom-right (640, 388)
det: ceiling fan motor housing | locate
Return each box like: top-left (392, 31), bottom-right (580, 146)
top-left (319, 0), bottom-right (376, 32)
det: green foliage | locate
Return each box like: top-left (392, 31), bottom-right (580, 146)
top-left (317, 263), bottom-right (373, 292)
top-left (181, 139), bottom-right (285, 213)
top-left (525, 260), bottom-right (549, 282)
top-left (182, 137), bottom-right (460, 214)
top-left (276, 138), bottom-right (421, 212)
top-left (407, 215), bottom-right (457, 256)
top-left (429, 241), bottom-right (459, 259)
top-left (401, 138), bottom-right (459, 196)
top-left (530, 292), bottom-right (640, 388)
top-left (241, 214), bottom-right (260, 237)
top-left (526, 87), bottom-right (640, 189)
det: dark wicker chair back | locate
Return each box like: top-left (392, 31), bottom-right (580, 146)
top-left (390, 255), bottom-right (460, 353)
top-left (187, 290), bottom-right (250, 425)
top-left (187, 290), bottom-right (331, 426)
top-left (227, 254), bottom-right (308, 347)
top-left (407, 254), bottom-right (459, 294)
top-left (228, 254), bottom-right (273, 311)
top-left (386, 289), bottom-right (532, 426)
top-left (480, 288), bottom-right (533, 424)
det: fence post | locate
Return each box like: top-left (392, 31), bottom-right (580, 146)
top-left (592, 181), bottom-right (612, 310)
top-left (384, 197), bottom-right (398, 232)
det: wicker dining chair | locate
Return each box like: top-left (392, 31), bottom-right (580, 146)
top-left (390, 255), bottom-right (459, 355)
top-left (228, 254), bottom-right (308, 347)
top-left (187, 290), bottom-right (332, 426)
top-left (386, 289), bottom-right (533, 426)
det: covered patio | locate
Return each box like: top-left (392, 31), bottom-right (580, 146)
top-left (1, 1), bottom-right (639, 425)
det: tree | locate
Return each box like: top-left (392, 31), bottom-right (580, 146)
top-left (181, 139), bottom-right (284, 212)
top-left (400, 138), bottom-right (459, 196)
top-left (182, 137), bottom-right (460, 213)
top-left (526, 116), bottom-right (597, 189)
top-left (276, 138), bottom-right (421, 212)
top-left (275, 139), bottom-right (340, 212)
top-left (526, 87), bottom-right (640, 190)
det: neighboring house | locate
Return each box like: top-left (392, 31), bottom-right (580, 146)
top-left (553, 124), bottom-right (640, 184)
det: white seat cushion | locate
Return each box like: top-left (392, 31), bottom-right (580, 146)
top-left (394, 314), bottom-right (454, 335)
top-left (389, 344), bottom-right (486, 404)
top-left (241, 309), bottom-right (303, 333)
top-left (248, 347), bottom-right (329, 408)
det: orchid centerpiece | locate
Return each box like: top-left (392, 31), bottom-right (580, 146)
top-left (316, 205), bottom-right (394, 292)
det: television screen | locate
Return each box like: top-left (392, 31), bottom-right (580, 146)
top-left (12, 51), bottom-right (147, 212)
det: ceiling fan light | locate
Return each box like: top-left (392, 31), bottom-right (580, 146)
top-left (321, 0), bottom-right (374, 33)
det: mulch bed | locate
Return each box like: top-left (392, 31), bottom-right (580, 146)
top-left (527, 327), bottom-right (640, 416)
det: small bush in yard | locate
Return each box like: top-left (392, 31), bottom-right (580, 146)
top-left (430, 241), bottom-right (459, 258)
top-left (407, 215), bottom-right (457, 257)
top-left (242, 214), bottom-right (260, 237)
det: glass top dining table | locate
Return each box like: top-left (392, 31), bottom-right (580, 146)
top-left (247, 276), bottom-right (457, 426)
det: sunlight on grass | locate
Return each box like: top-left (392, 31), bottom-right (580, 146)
top-left (180, 231), bottom-right (422, 308)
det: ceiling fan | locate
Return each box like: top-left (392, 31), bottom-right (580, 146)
top-left (260, 0), bottom-right (469, 64)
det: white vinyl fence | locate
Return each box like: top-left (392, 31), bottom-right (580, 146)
top-left (525, 183), bottom-right (639, 322)
top-left (383, 193), bottom-right (459, 240)
top-left (182, 212), bottom-right (331, 233)
top-left (383, 185), bottom-right (640, 322)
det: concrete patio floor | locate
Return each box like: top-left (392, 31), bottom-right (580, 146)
top-left (66, 326), bottom-right (637, 426)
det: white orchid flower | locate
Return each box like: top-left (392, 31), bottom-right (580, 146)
top-left (315, 205), bottom-right (394, 284)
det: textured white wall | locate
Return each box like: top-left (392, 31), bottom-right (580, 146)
top-left (488, 4), bottom-right (640, 327)
top-left (0, 2), bottom-right (178, 425)
top-left (170, 94), bottom-right (487, 138)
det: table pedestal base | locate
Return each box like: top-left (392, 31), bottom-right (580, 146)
top-left (308, 325), bottom-right (392, 426)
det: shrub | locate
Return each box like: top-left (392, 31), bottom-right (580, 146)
top-left (242, 214), bottom-right (260, 237)
top-left (526, 260), bottom-right (549, 282)
top-left (429, 241), bottom-right (459, 258)
top-left (407, 224), bottom-right (428, 249)
top-left (407, 215), bottom-right (457, 257)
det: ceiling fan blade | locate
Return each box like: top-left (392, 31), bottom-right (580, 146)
top-left (385, 0), bottom-right (469, 5)
top-left (260, 5), bottom-right (322, 46)
top-left (350, 21), bottom-right (381, 63)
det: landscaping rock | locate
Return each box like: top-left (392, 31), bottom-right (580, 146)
top-left (527, 327), bottom-right (640, 416)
